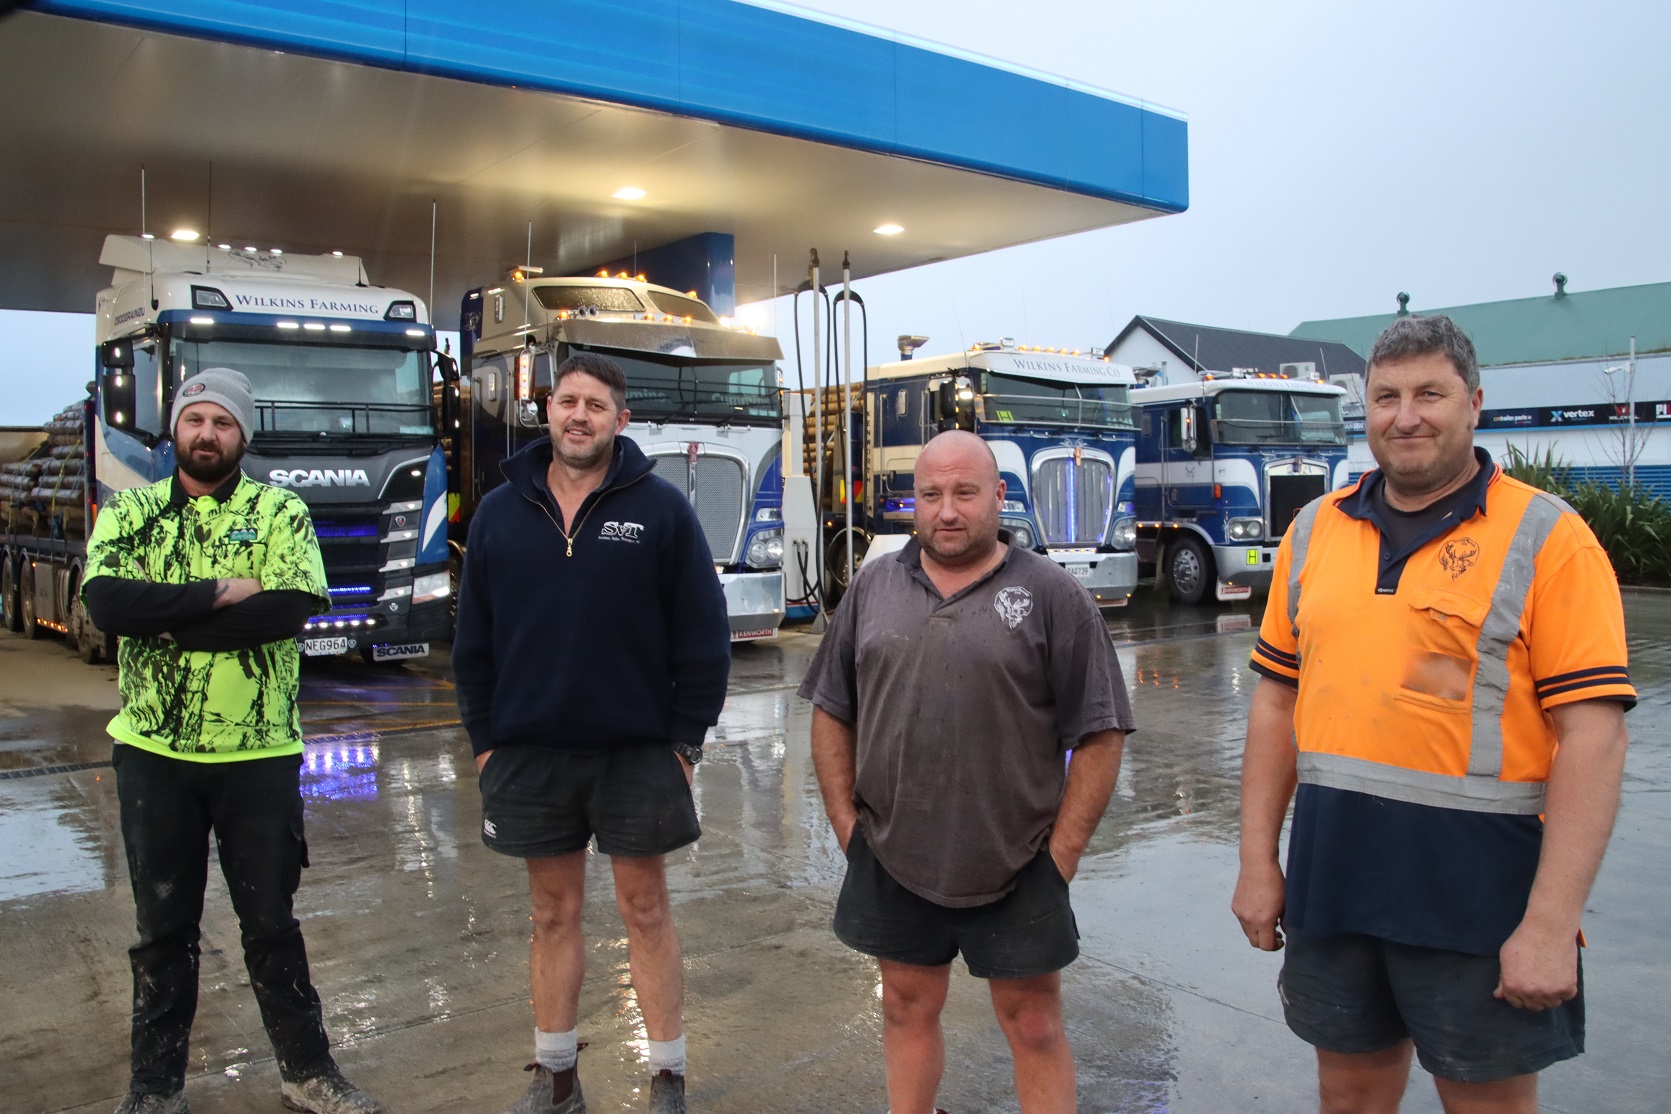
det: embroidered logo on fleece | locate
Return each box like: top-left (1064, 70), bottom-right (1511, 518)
top-left (599, 521), bottom-right (645, 543)
top-left (994, 585), bottom-right (1034, 630)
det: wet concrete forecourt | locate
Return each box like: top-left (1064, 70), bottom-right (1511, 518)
top-left (3, 590), bottom-right (1668, 1114)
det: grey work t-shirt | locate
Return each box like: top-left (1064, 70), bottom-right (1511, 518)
top-left (799, 538), bottom-right (1135, 907)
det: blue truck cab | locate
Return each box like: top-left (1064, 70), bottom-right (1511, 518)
top-left (1132, 373), bottom-right (1349, 604)
top-left (808, 341), bottom-right (1141, 606)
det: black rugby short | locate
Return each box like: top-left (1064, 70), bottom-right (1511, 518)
top-left (1280, 925), bottom-right (1585, 1082)
top-left (833, 826), bottom-right (1079, 980)
top-left (477, 743), bottom-right (700, 859)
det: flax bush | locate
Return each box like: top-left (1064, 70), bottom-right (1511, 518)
top-left (1503, 444), bottom-right (1671, 586)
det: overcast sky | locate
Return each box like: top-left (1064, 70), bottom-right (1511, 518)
top-left (4, 0), bottom-right (1668, 422)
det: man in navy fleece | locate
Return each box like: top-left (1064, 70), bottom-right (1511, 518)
top-left (453, 352), bottom-right (731, 1114)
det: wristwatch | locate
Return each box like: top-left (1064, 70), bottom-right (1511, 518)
top-left (671, 740), bottom-right (704, 766)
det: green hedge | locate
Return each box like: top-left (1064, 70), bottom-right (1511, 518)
top-left (1502, 445), bottom-right (1671, 586)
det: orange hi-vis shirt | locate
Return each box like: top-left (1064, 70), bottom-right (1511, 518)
top-left (1253, 463), bottom-right (1634, 816)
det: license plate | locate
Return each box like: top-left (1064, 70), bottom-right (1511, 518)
top-left (1068, 563), bottom-right (1093, 580)
top-left (370, 642), bottom-right (429, 662)
top-left (301, 636), bottom-right (349, 657)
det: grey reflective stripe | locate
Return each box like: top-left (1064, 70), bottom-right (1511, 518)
top-left (1286, 497), bottom-right (1325, 639)
top-left (1298, 752), bottom-right (1547, 815)
top-left (1466, 491), bottom-right (1569, 778)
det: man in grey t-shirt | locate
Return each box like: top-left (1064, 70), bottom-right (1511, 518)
top-left (799, 430), bottom-right (1134, 1114)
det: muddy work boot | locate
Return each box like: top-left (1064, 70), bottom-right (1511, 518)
top-left (647, 1069), bottom-right (686, 1114)
top-left (113, 1093), bottom-right (188, 1114)
top-left (280, 1065), bottom-right (386, 1114)
top-left (501, 1063), bottom-right (586, 1114)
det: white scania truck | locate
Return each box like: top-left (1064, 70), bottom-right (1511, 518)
top-left (0, 235), bottom-right (456, 661)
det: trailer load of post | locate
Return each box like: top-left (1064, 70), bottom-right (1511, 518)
top-left (0, 398), bottom-right (112, 658)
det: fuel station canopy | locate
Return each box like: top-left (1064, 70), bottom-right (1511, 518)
top-left (0, 0), bottom-right (1188, 324)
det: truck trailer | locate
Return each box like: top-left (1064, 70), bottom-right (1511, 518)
top-left (0, 235), bottom-right (457, 662)
top-left (0, 399), bottom-right (110, 659)
top-left (455, 271), bottom-right (786, 640)
top-left (1131, 373), bottom-right (1349, 604)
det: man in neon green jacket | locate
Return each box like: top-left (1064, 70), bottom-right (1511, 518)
top-left (84, 367), bottom-right (384, 1114)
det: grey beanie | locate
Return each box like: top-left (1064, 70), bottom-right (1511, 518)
top-left (172, 367), bottom-right (255, 443)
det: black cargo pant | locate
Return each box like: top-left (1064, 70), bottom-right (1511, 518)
top-left (113, 744), bottom-right (334, 1095)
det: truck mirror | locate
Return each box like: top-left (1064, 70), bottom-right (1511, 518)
top-left (100, 341), bottom-right (134, 370)
top-left (435, 352), bottom-right (459, 383)
top-left (101, 370), bottom-right (137, 432)
top-left (1179, 405), bottom-right (1198, 453)
top-left (936, 381), bottom-right (957, 421)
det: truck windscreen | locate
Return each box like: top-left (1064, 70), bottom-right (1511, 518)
top-left (980, 373), bottom-right (1135, 430)
top-left (173, 339), bottom-right (433, 437)
top-left (1211, 390), bottom-right (1346, 446)
top-left (606, 355), bottom-right (781, 426)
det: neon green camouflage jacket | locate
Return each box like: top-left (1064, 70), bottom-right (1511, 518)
top-left (84, 473), bottom-right (329, 760)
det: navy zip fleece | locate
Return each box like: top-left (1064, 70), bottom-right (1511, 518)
top-left (452, 435), bottom-right (731, 757)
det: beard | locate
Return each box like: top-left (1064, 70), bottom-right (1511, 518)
top-left (178, 437), bottom-right (245, 486)
top-left (552, 424), bottom-right (615, 471)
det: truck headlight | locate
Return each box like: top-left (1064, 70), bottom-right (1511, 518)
top-left (412, 571), bottom-right (450, 604)
top-left (1110, 516), bottom-right (1137, 550)
top-left (1227, 517), bottom-right (1264, 542)
top-left (745, 528), bottom-right (784, 569)
top-left (1000, 518), bottom-right (1036, 549)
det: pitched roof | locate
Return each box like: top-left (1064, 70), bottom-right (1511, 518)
top-left (1108, 316), bottom-right (1366, 377)
top-left (1290, 280), bottom-right (1671, 366)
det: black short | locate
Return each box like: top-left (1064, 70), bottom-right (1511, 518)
top-left (1280, 926), bottom-right (1585, 1082)
top-left (833, 826), bottom-right (1078, 980)
top-left (477, 743), bottom-right (699, 859)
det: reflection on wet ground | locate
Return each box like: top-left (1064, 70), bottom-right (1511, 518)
top-left (2, 587), bottom-right (1668, 1112)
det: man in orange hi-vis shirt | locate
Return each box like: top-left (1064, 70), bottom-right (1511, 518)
top-left (1232, 314), bottom-right (1634, 1114)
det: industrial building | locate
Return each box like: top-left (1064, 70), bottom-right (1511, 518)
top-left (1293, 276), bottom-right (1671, 494)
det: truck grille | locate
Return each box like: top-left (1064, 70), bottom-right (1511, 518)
top-left (1268, 474), bottom-right (1327, 536)
top-left (1032, 456), bottom-right (1114, 546)
top-left (649, 451), bottom-right (747, 563)
top-left (310, 509), bottom-right (384, 577)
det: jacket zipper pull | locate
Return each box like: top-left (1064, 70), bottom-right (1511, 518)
top-left (566, 537), bottom-right (574, 558)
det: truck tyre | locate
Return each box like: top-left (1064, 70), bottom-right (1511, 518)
top-left (1167, 536), bottom-right (1213, 606)
top-left (822, 529), bottom-right (869, 610)
top-left (0, 552), bottom-right (20, 633)
top-left (19, 559), bottom-right (44, 639)
top-left (67, 570), bottom-right (109, 664)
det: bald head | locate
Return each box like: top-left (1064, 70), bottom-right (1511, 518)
top-left (913, 430), bottom-right (1006, 571)
top-left (916, 430), bottom-right (1000, 486)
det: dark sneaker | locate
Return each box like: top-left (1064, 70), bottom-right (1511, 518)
top-left (113, 1093), bottom-right (188, 1114)
top-left (501, 1063), bottom-right (586, 1114)
top-left (647, 1070), bottom-right (686, 1114)
top-left (280, 1066), bottom-right (386, 1114)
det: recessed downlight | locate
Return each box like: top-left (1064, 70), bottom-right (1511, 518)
top-left (613, 186), bottom-right (647, 201)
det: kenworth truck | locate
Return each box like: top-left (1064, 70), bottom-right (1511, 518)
top-left (455, 272), bottom-right (786, 640)
top-left (794, 341), bottom-right (1142, 607)
top-left (9, 235), bottom-right (455, 662)
top-left (1131, 373), bottom-right (1349, 605)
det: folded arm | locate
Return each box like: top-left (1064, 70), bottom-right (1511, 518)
top-left (82, 576), bottom-right (261, 638)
